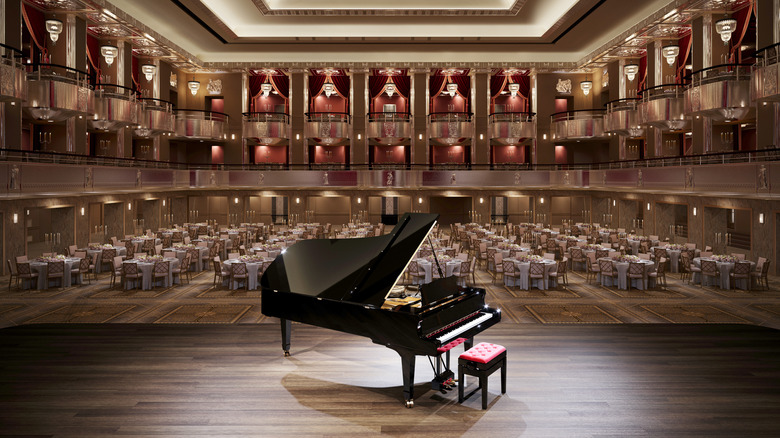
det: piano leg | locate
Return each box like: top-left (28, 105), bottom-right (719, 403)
top-left (397, 349), bottom-right (416, 408)
top-left (281, 318), bottom-right (291, 357)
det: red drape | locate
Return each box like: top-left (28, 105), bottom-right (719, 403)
top-left (308, 74), bottom-right (327, 99)
top-left (393, 75), bottom-right (410, 100)
top-left (730, 4), bottom-right (754, 63)
top-left (86, 35), bottom-right (100, 76)
top-left (131, 56), bottom-right (139, 91)
top-left (271, 74), bottom-right (289, 99)
top-left (676, 32), bottom-right (692, 83)
top-left (429, 74), bottom-right (446, 98)
top-left (369, 75), bottom-right (389, 99)
top-left (330, 75), bottom-right (350, 100)
top-left (249, 74), bottom-right (264, 98)
top-left (637, 55), bottom-right (647, 95)
top-left (249, 74), bottom-right (289, 112)
top-left (514, 75), bottom-right (530, 110)
top-left (490, 75), bottom-right (507, 98)
top-left (22, 4), bottom-right (46, 59)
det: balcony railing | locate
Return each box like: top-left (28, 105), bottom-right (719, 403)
top-left (753, 42), bottom-right (780, 103)
top-left (489, 112), bottom-right (535, 144)
top-left (551, 109), bottom-right (606, 140)
top-left (428, 112), bottom-right (473, 146)
top-left (174, 109), bottom-right (229, 141)
top-left (135, 98), bottom-right (175, 137)
top-left (686, 63), bottom-right (753, 121)
top-left (639, 84), bottom-right (689, 131)
top-left (0, 43), bottom-right (26, 102)
top-left (243, 112), bottom-right (289, 145)
top-left (306, 112), bottom-right (351, 146)
top-left (24, 63), bottom-right (93, 122)
top-left (90, 83), bottom-right (140, 131)
top-left (604, 99), bottom-right (643, 137)
top-left (367, 111), bottom-right (412, 146)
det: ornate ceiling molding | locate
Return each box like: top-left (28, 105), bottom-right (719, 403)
top-left (248, 0), bottom-right (529, 16)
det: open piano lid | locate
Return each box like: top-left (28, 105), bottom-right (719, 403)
top-left (260, 213), bottom-right (438, 308)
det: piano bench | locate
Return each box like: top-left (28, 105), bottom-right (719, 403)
top-left (434, 337), bottom-right (468, 386)
top-left (458, 343), bottom-right (507, 410)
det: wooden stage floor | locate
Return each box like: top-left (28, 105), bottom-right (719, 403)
top-left (0, 322), bottom-right (778, 437)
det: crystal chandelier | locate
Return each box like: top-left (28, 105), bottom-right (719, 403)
top-left (141, 64), bottom-right (156, 81)
top-left (715, 18), bottom-right (737, 44)
top-left (45, 20), bottom-right (63, 43)
top-left (662, 45), bottom-right (680, 66)
top-left (580, 81), bottom-right (593, 96)
top-left (508, 83), bottom-right (520, 97)
top-left (100, 45), bottom-right (118, 66)
top-left (385, 83), bottom-right (395, 97)
top-left (624, 64), bottom-right (639, 82)
top-left (188, 79), bottom-right (200, 95)
top-left (445, 83), bottom-right (458, 97)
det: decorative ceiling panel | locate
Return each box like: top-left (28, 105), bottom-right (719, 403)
top-left (248, 0), bottom-right (528, 16)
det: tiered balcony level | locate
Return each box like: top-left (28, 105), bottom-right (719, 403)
top-left (551, 109), bottom-right (606, 141)
top-left (367, 112), bottom-right (411, 146)
top-left (639, 84), bottom-right (689, 131)
top-left (135, 98), bottom-right (175, 137)
top-left (428, 112), bottom-right (473, 145)
top-left (306, 112), bottom-right (351, 146)
top-left (90, 84), bottom-right (139, 132)
top-left (0, 44), bottom-right (26, 102)
top-left (489, 112), bottom-right (535, 144)
top-left (243, 112), bottom-right (289, 145)
top-left (174, 109), bottom-right (229, 141)
top-left (25, 63), bottom-right (93, 122)
top-left (753, 43), bottom-right (780, 103)
top-left (686, 64), bottom-right (753, 121)
top-left (604, 99), bottom-right (643, 137)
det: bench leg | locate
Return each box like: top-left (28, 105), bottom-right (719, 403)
top-left (480, 375), bottom-right (488, 409)
top-left (501, 358), bottom-right (507, 394)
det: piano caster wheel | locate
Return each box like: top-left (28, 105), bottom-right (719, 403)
top-left (283, 350), bottom-right (290, 357)
top-left (405, 400), bottom-right (414, 408)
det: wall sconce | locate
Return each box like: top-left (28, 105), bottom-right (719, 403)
top-left (624, 64), bottom-right (639, 82)
top-left (580, 81), bottom-right (593, 95)
top-left (445, 83), bottom-right (458, 97)
top-left (295, 197), bottom-right (300, 204)
top-left (261, 82), bottom-right (272, 98)
top-left (357, 134), bottom-right (362, 140)
top-left (479, 197), bottom-right (484, 204)
top-left (80, 207), bottom-right (85, 216)
top-left (418, 197), bottom-right (423, 204)
top-left (234, 197), bottom-right (239, 204)
top-left (759, 213), bottom-right (765, 224)
top-left (296, 133), bottom-right (301, 140)
top-left (162, 200), bottom-right (166, 207)
top-left (45, 19), bottom-right (63, 43)
top-left (693, 207), bottom-right (697, 216)
top-left (128, 202), bottom-right (132, 211)
top-left (100, 45), bottom-right (118, 66)
top-left (542, 133), bottom-right (547, 140)
top-left (385, 83), bottom-right (395, 97)
top-left (323, 83), bottom-right (336, 97)
top-left (188, 79), bottom-right (201, 96)
top-left (231, 134), bottom-right (236, 140)
top-left (715, 18), bottom-right (738, 44)
top-left (479, 134), bottom-right (484, 140)
top-left (540, 197), bottom-right (545, 204)
top-left (647, 202), bottom-right (651, 210)
top-left (508, 83), bottom-right (520, 97)
top-left (662, 45), bottom-right (679, 66)
top-left (357, 198), bottom-right (362, 204)
top-left (141, 64), bottom-right (156, 81)
top-left (418, 134), bottom-right (423, 140)
top-left (613, 200), bottom-right (616, 206)
top-left (13, 213), bottom-right (18, 224)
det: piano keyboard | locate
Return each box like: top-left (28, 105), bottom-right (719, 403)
top-left (436, 312), bottom-right (494, 343)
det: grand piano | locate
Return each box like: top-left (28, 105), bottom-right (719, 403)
top-left (260, 213), bottom-right (501, 407)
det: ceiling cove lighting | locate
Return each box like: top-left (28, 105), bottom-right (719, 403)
top-left (45, 20), bottom-right (63, 43)
top-left (100, 45), bottom-right (118, 66)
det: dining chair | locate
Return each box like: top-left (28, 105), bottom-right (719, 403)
top-left (407, 260), bottom-right (426, 285)
top-left (142, 239), bottom-right (155, 255)
top-left (700, 259), bottom-right (720, 288)
top-left (729, 260), bottom-right (753, 290)
top-left (598, 259), bottom-right (618, 287)
top-left (68, 245), bottom-right (78, 256)
top-left (46, 260), bottom-right (65, 289)
top-left (551, 258), bottom-right (568, 289)
top-left (152, 260), bottom-right (170, 288)
top-left (751, 260), bottom-right (771, 290)
top-left (502, 260), bottom-right (519, 288)
top-left (489, 252), bottom-right (503, 284)
top-left (627, 261), bottom-right (646, 290)
top-left (73, 256), bottom-right (90, 286)
top-left (125, 240), bottom-right (135, 260)
top-left (16, 255), bottom-right (28, 263)
top-left (101, 248), bottom-right (117, 274)
top-left (122, 262), bottom-right (142, 290)
top-left (455, 260), bottom-right (471, 286)
top-left (7, 259), bottom-right (19, 290)
top-left (595, 249), bottom-right (610, 260)
top-left (154, 244), bottom-right (163, 256)
top-left (231, 262), bottom-right (249, 290)
top-left (16, 262), bottom-right (38, 290)
top-left (109, 256), bottom-right (124, 288)
top-left (529, 262), bottom-right (546, 289)
top-left (213, 257), bottom-right (226, 287)
top-left (648, 257), bottom-right (667, 289)
top-left (730, 253), bottom-right (746, 261)
top-left (163, 251), bottom-right (176, 259)
top-left (228, 252), bottom-right (239, 260)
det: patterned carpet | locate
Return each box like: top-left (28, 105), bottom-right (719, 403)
top-left (2, 262), bottom-right (780, 330)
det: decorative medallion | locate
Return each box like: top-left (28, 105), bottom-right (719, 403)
top-left (207, 79), bottom-right (222, 95)
top-left (556, 78), bottom-right (572, 94)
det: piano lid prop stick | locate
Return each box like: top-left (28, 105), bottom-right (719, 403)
top-left (342, 215), bottom-right (412, 301)
top-left (428, 235), bottom-right (445, 279)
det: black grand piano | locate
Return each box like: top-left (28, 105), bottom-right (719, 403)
top-left (260, 213), bottom-right (501, 407)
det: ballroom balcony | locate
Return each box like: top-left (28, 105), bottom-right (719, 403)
top-left (428, 112), bottom-right (473, 146)
top-left (639, 84), bottom-right (689, 131)
top-left (604, 99), bottom-right (643, 137)
top-left (89, 84), bottom-right (140, 132)
top-left (551, 109), bottom-right (607, 141)
top-left (306, 112), bottom-right (351, 146)
top-left (686, 63), bottom-right (753, 122)
top-left (367, 112), bottom-right (411, 146)
top-left (134, 98), bottom-right (175, 138)
top-left (243, 112), bottom-right (289, 146)
top-left (174, 109), bottom-right (229, 141)
top-left (752, 43), bottom-right (780, 103)
top-left (489, 112), bottom-right (535, 145)
top-left (0, 44), bottom-right (26, 102)
top-left (24, 63), bottom-right (93, 122)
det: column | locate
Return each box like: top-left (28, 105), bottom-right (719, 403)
top-left (472, 69), bottom-right (489, 165)
top-left (756, 0), bottom-right (780, 149)
top-left (412, 69), bottom-right (428, 165)
top-left (1, 0), bottom-right (23, 150)
top-left (289, 69), bottom-right (305, 164)
top-left (351, 69), bottom-right (367, 164)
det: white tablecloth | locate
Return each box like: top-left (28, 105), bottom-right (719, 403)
top-left (87, 246), bottom-right (127, 273)
top-left (222, 259), bottom-right (273, 290)
top-left (692, 258), bottom-right (754, 290)
top-left (165, 247), bottom-right (210, 272)
top-left (416, 259), bottom-right (462, 284)
top-left (123, 258), bottom-right (180, 290)
top-left (29, 258), bottom-right (81, 289)
top-left (598, 259), bottom-right (655, 290)
top-left (503, 259), bottom-right (557, 290)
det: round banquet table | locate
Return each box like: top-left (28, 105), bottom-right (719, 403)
top-left (28, 257), bottom-right (82, 289)
top-left (597, 258), bottom-right (656, 290)
top-left (415, 259), bottom-right (462, 284)
top-left (503, 258), bottom-right (557, 290)
top-left (122, 257), bottom-right (180, 290)
top-left (691, 258), bottom-right (755, 290)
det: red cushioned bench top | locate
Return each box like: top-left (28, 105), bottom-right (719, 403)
top-left (437, 337), bottom-right (467, 353)
top-left (459, 342), bottom-right (506, 364)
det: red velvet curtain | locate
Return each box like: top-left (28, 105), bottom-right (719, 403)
top-left (490, 75), bottom-right (507, 98)
top-left (249, 74), bottom-right (264, 98)
top-left (131, 56), bottom-right (140, 91)
top-left (676, 32), bottom-right (692, 83)
top-left (330, 75), bottom-right (350, 101)
top-left (308, 74), bottom-right (326, 99)
top-left (393, 75), bottom-right (410, 100)
top-left (514, 75), bottom-right (530, 106)
top-left (271, 75), bottom-right (289, 99)
top-left (369, 75), bottom-right (389, 99)
top-left (22, 4), bottom-right (46, 59)
top-left (429, 74), bottom-right (446, 98)
top-left (730, 4), bottom-right (754, 63)
top-left (450, 75), bottom-right (470, 112)
top-left (86, 35), bottom-right (100, 73)
top-left (637, 55), bottom-right (648, 95)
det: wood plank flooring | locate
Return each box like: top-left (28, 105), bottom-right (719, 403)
top-left (0, 323), bottom-right (779, 437)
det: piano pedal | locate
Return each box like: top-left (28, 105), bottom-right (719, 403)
top-left (405, 399), bottom-right (414, 408)
top-left (283, 350), bottom-right (290, 357)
